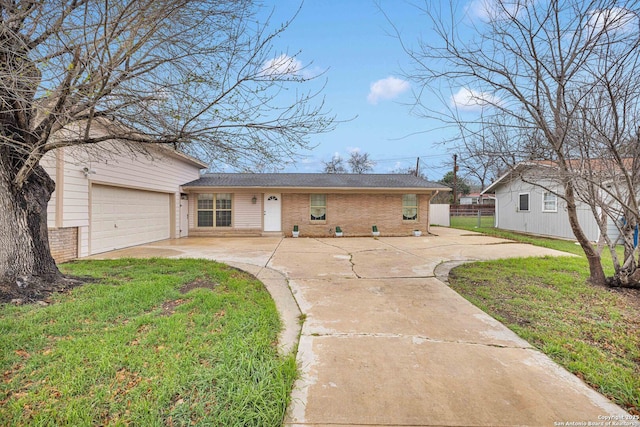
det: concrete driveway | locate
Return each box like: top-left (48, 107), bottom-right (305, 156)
top-left (92, 227), bottom-right (634, 426)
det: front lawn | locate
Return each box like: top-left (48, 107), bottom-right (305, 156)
top-left (447, 227), bottom-right (640, 414)
top-left (0, 258), bottom-right (296, 426)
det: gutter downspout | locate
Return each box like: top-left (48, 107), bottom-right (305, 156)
top-left (428, 190), bottom-right (440, 233)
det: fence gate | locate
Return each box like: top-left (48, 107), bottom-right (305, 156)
top-left (449, 205), bottom-right (495, 228)
top-left (429, 204), bottom-right (450, 227)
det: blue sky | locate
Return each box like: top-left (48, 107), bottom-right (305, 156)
top-left (257, 0), bottom-right (458, 181)
top-left (255, 1), bottom-right (640, 181)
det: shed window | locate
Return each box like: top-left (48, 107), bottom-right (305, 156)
top-left (402, 194), bottom-right (418, 221)
top-left (543, 192), bottom-right (557, 212)
top-left (310, 194), bottom-right (326, 221)
top-left (518, 193), bottom-right (530, 212)
top-left (197, 193), bottom-right (232, 227)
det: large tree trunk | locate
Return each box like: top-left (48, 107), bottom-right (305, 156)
top-left (0, 32), bottom-right (62, 298)
top-left (609, 216), bottom-right (640, 288)
top-left (0, 160), bottom-right (61, 294)
top-left (564, 181), bottom-right (607, 286)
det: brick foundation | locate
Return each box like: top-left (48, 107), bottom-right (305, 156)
top-left (282, 193), bottom-right (431, 237)
top-left (48, 227), bottom-right (78, 263)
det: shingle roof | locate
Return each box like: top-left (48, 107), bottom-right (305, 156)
top-left (183, 173), bottom-right (450, 190)
top-left (482, 158), bottom-right (636, 194)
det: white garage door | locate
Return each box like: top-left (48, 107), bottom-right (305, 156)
top-left (91, 185), bottom-right (171, 254)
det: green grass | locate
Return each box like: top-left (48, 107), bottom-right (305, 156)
top-left (0, 258), bottom-right (296, 426)
top-left (449, 222), bottom-right (593, 255)
top-left (446, 226), bottom-right (640, 413)
top-left (450, 214), bottom-right (496, 229)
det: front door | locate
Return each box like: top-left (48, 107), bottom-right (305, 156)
top-left (264, 193), bottom-right (282, 232)
top-left (179, 194), bottom-right (189, 237)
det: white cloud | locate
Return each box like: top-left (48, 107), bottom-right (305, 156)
top-left (450, 87), bottom-right (500, 111)
top-left (261, 54), bottom-right (303, 78)
top-left (587, 7), bottom-right (637, 35)
top-left (464, 0), bottom-right (530, 22)
top-left (367, 76), bottom-right (410, 105)
top-left (465, 0), bottom-right (495, 21)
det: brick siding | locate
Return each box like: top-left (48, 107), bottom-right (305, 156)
top-left (48, 227), bottom-right (78, 263)
top-left (282, 193), bottom-right (431, 237)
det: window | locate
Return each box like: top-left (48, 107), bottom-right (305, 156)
top-left (518, 193), bottom-right (530, 212)
top-left (310, 194), bottom-right (326, 221)
top-left (402, 194), bottom-right (418, 221)
top-left (197, 193), bottom-right (232, 227)
top-left (543, 192), bottom-right (557, 212)
top-left (197, 194), bottom-right (214, 227)
top-left (216, 193), bottom-right (232, 226)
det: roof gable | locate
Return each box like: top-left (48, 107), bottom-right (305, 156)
top-left (481, 158), bottom-right (637, 194)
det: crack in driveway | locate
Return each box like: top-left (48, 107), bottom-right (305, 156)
top-left (305, 331), bottom-right (533, 350)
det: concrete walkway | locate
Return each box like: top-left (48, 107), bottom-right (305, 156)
top-left (91, 227), bottom-right (636, 426)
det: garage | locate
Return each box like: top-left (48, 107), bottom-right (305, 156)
top-left (91, 185), bottom-right (171, 254)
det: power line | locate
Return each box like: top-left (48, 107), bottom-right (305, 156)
top-left (371, 153), bottom-right (450, 164)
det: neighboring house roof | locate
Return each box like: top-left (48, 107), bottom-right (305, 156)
top-left (183, 173), bottom-right (450, 191)
top-left (482, 158), bottom-right (636, 195)
top-left (481, 162), bottom-right (552, 194)
top-left (460, 192), bottom-right (494, 198)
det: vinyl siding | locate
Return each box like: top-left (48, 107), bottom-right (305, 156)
top-left (233, 192), bottom-right (263, 229)
top-left (42, 142), bottom-right (202, 257)
top-left (41, 152), bottom-right (58, 228)
top-left (187, 191), bottom-right (263, 232)
top-left (495, 178), bottom-right (600, 241)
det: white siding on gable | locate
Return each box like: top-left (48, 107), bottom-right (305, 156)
top-left (62, 160), bottom-right (90, 227)
top-left (62, 145), bottom-right (200, 194)
top-left (42, 142), bottom-right (203, 257)
top-left (495, 178), bottom-right (599, 241)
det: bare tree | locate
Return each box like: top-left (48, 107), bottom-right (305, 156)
top-left (347, 151), bottom-right (375, 174)
top-left (391, 165), bottom-right (428, 180)
top-left (322, 154), bottom-right (347, 173)
top-left (451, 114), bottom-right (518, 190)
top-left (569, 75), bottom-right (640, 286)
top-left (396, 0), bottom-right (640, 286)
top-left (0, 0), bottom-right (335, 294)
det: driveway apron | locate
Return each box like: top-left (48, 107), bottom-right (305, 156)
top-left (268, 228), bottom-right (633, 427)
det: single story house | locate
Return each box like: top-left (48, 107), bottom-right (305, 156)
top-left (42, 143), bottom-right (206, 261)
top-left (459, 192), bottom-right (495, 205)
top-left (181, 173), bottom-right (450, 238)
top-left (42, 144), bottom-right (448, 262)
top-left (482, 162), bottom-right (621, 242)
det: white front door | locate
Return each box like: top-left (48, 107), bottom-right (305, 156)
top-left (264, 193), bottom-right (282, 232)
top-left (179, 194), bottom-right (189, 237)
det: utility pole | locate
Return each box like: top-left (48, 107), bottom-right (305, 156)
top-left (415, 157), bottom-right (420, 177)
top-left (453, 154), bottom-right (458, 205)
